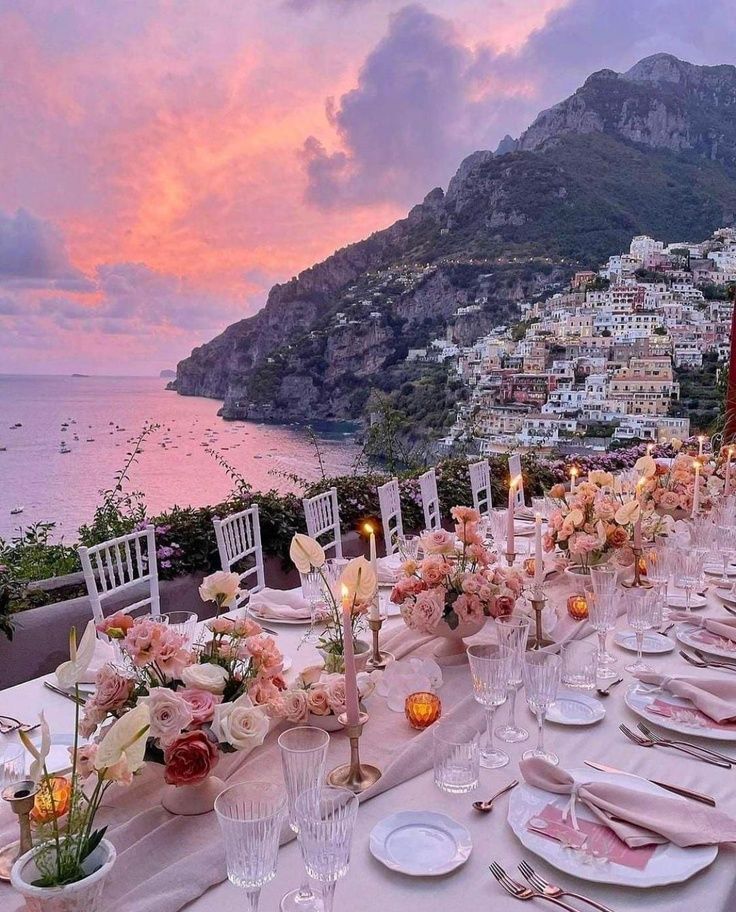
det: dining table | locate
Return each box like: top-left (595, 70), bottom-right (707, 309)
top-left (1, 572), bottom-right (736, 912)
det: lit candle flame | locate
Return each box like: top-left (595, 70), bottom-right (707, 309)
top-left (570, 466), bottom-right (579, 477)
top-left (363, 521), bottom-right (373, 535)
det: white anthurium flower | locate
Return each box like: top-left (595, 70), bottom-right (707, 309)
top-left (56, 620), bottom-right (97, 689)
top-left (289, 534), bottom-right (325, 573)
top-left (339, 556), bottom-right (377, 603)
top-left (634, 454), bottom-right (657, 479)
top-left (19, 712), bottom-right (51, 783)
top-left (95, 702), bottom-right (150, 774)
top-left (615, 500), bottom-right (641, 526)
top-left (595, 520), bottom-right (608, 547)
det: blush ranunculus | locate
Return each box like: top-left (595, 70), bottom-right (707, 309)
top-left (163, 730), bottom-right (219, 786)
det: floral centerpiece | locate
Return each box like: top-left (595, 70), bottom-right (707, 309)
top-left (640, 452), bottom-right (721, 515)
top-left (280, 664), bottom-right (376, 730)
top-left (389, 507), bottom-right (523, 662)
top-left (289, 534), bottom-right (377, 672)
top-left (11, 624), bottom-right (149, 911)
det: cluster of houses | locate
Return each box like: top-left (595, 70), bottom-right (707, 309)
top-left (435, 228), bottom-right (736, 454)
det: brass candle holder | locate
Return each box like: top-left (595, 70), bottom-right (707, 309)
top-left (505, 550), bottom-right (517, 568)
top-left (366, 616), bottom-right (394, 671)
top-left (326, 711), bottom-right (382, 794)
top-left (0, 779), bottom-right (39, 881)
top-left (622, 547), bottom-right (652, 589)
top-left (527, 591), bottom-right (553, 650)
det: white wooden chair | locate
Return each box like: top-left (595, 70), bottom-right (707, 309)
top-left (78, 525), bottom-right (160, 624)
top-left (508, 454), bottom-right (526, 511)
top-left (469, 459), bottom-right (493, 516)
top-left (419, 469), bottom-right (442, 531)
top-left (378, 478), bottom-right (404, 555)
top-left (303, 487), bottom-right (343, 558)
top-left (213, 504), bottom-right (266, 609)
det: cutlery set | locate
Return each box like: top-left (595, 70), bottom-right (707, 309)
top-left (679, 647), bottom-right (736, 673)
top-left (490, 861), bottom-right (615, 911)
top-left (619, 722), bottom-right (731, 768)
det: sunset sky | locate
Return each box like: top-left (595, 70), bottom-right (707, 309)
top-left (2, 0), bottom-right (734, 375)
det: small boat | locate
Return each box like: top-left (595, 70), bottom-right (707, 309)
top-left (10, 506), bottom-right (23, 515)
top-left (60, 445), bottom-right (71, 454)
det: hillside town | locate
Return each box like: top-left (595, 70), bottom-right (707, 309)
top-left (430, 227), bottom-right (736, 454)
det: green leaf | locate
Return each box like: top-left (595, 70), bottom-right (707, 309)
top-left (80, 826), bottom-right (107, 862)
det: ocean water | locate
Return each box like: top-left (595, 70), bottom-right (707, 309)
top-left (0, 375), bottom-right (362, 542)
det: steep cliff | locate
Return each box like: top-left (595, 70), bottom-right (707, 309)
top-left (175, 53), bottom-right (736, 427)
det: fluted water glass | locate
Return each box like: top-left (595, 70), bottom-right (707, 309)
top-left (522, 651), bottom-right (561, 766)
top-left (279, 727), bottom-right (330, 912)
top-left (294, 787), bottom-right (359, 912)
top-left (624, 589), bottom-right (658, 674)
top-left (467, 644), bottom-right (510, 768)
top-left (495, 615), bottom-right (530, 743)
top-left (589, 565), bottom-right (617, 600)
top-left (215, 781), bottom-right (287, 912)
top-left (588, 590), bottom-right (619, 679)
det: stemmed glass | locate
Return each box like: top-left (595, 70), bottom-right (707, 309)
top-left (715, 525), bottom-right (735, 587)
top-left (214, 781), bottom-right (287, 912)
top-left (300, 570), bottom-right (324, 624)
top-left (589, 565), bottom-right (617, 601)
top-left (522, 651), bottom-right (561, 765)
top-left (160, 611), bottom-right (198, 648)
top-left (674, 548), bottom-right (706, 612)
top-left (294, 787), bottom-right (359, 912)
top-left (489, 509), bottom-right (508, 556)
top-left (467, 645), bottom-right (511, 769)
top-left (624, 589), bottom-right (658, 674)
top-left (278, 727), bottom-right (330, 912)
top-left (587, 590), bottom-right (618, 679)
top-left (495, 615), bottom-right (530, 743)
top-left (398, 535), bottom-right (420, 561)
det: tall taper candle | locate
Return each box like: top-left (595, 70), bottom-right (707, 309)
top-left (570, 466), bottom-right (578, 493)
top-left (341, 585), bottom-right (361, 726)
top-left (726, 447), bottom-right (733, 496)
top-left (533, 512), bottom-right (544, 592)
top-left (364, 522), bottom-right (379, 620)
top-left (698, 435), bottom-right (704, 458)
top-left (692, 462), bottom-right (701, 518)
top-left (633, 479), bottom-right (644, 550)
top-left (506, 477), bottom-right (516, 556)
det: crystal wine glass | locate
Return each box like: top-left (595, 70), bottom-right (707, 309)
top-left (716, 524), bottom-right (735, 587)
top-left (398, 535), bottom-right (420, 561)
top-left (589, 565), bottom-right (617, 600)
top-left (467, 644), bottom-right (511, 769)
top-left (278, 727), bottom-right (330, 912)
top-left (214, 781), bottom-right (287, 912)
top-left (300, 570), bottom-right (324, 624)
top-left (495, 615), bottom-right (530, 743)
top-left (294, 787), bottom-right (359, 912)
top-left (160, 611), bottom-right (198, 648)
top-left (587, 590), bottom-right (619, 679)
top-left (522, 651), bottom-right (561, 765)
top-left (674, 548), bottom-right (706, 612)
top-left (624, 589), bottom-right (658, 674)
top-left (489, 509), bottom-right (508, 557)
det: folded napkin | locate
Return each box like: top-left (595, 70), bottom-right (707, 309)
top-left (521, 757), bottom-right (736, 848)
top-left (248, 587), bottom-right (311, 620)
top-left (377, 553), bottom-right (404, 584)
top-left (634, 670), bottom-right (736, 724)
top-left (670, 611), bottom-right (736, 643)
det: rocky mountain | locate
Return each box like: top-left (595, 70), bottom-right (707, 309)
top-left (174, 54), bottom-right (736, 429)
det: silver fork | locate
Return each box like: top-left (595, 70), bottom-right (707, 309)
top-left (619, 723), bottom-right (731, 767)
top-left (518, 860), bottom-right (616, 912)
top-left (680, 649), bottom-right (736, 673)
top-left (636, 721), bottom-right (736, 765)
top-left (489, 862), bottom-right (579, 910)
top-left (692, 647), bottom-right (736, 668)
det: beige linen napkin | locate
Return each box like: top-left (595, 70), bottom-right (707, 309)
top-left (521, 757), bottom-right (736, 847)
top-left (670, 610), bottom-right (736, 642)
top-left (249, 587), bottom-right (311, 620)
top-left (376, 554), bottom-right (403, 584)
top-left (634, 670), bottom-right (736, 724)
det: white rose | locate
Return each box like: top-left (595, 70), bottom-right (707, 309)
top-left (211, 694), bottom-right (270, 752)
top-left (198, 570), bottom-right (241, 607)
top-left (180, 662), bottom-right (228, 694)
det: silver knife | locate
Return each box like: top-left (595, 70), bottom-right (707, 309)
top-left (584, 760), bottom-right (716, 806)
top-left (43, 681), bottom-right (85, 704)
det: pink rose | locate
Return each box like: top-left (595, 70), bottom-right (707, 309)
top-left (163, 730), bottom-right (219, 786)
top-left (453, 593), bottom-right (483, 624)
top-left (146, 688), bottom-right (194, 746)
top-left (178, 688), bottom-right (222, 725)
top-left (390, 575), bottom-right (426, 603)
top-left (154, 631), bottom-right (192, 680)
top-left (660, 491), bottom-right (681, 511)
top-left (248, 677), bottom-right (282, 707)
top-left (324, 674), bottom-right (347, 714)
top-left (419, 529), bottom-right (456, 556)
top-left (282, 689), bottom-right (310, 723)
top-left (296, 665), bottom-right (324, 687)
top-left (420, 555), bottom-right (448, 587)
top-left (403, 588), bottom-right (444, 633)
top-left (232, 617), bottom-right (263, 637)
top-left (306, 684), bottom-right (331, 716)
top-left (93, 664), bottom-right (134, 712)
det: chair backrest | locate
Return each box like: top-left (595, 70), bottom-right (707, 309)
top-left (419, 469), bottom-right (441, 531)
top-left (213, 504), bottom-right (266, 607)
top-left (378, 478), bottom-right (404, 555)
top-left (469, 459), bottom-right (492, 516)
top-left (78, 525), bottom-right (160, 625)
top-left (303, 487), bottom-right (343, 559)
top-left (508, 454), bottom-right (525, 510)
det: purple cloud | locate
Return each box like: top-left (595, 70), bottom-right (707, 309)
top-left (0, 208), bottom-right (78, 280)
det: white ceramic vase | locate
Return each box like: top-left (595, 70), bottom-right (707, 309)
top-left (430, 616), bottom-right (486, 666)
top-left (317, 639), bottom-right (371, 673)
top-left (161, 774), bottom-right (226, 816)
top-left (10, 838), bottom-right (116, 912)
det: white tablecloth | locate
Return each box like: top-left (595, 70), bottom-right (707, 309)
top-left (2, 590), bottom-right (736, 911)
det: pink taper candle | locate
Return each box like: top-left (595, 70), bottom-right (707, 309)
top-left (726, 448), bottom-right (733, 495)
top-left (506, 477), bottom-right (516, 554)
top-left (341, 585), bottom-right (360, 726)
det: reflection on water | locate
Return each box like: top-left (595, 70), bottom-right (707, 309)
top-left (0, 375), bottom-right (362, 540)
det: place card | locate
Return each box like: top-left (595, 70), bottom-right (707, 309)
top-left (649, 698), bottom-right (736, 730)
top-left (691, 630), bottom-right (736, 652)
top-left (526, 805), bottom-right (656, 870)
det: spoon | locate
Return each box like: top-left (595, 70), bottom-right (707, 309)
top-left (596, 677), bottom-right (623, 697)
top-left (472, 779), bottom-right (519, 813)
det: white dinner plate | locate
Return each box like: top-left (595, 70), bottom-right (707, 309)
top-left (704, 563), bottom-right (736, 577)
top-left (614, 631), bottom-right (674, 654)
top-left (715, 587), bottom-right (736, 607)
top-left (676, 622), bottom-right (736, 660)
top-left (369, 811), bottom-right (472, 876)
top-left (247, 610), bottom-right (312, 626)
top-left (624, 682), bottom-right (736, 742)
top-left (507, 767), bottom-right (718, 888)
top-left (667, 593), bottom-right (707, 610)
top-left (514, 521), bottom-right (536, 536)
top-left (547, 691), bottom-right (605, 725)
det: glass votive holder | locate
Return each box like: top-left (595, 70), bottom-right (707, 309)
top-left (561, 641), bottom-right (597, 690)
top-left (567, 593), bottom-right (588, 621)
top-left (433, 719), bottom-right (479, 794)
top-left (405, 692), bottom-right (441, 730)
